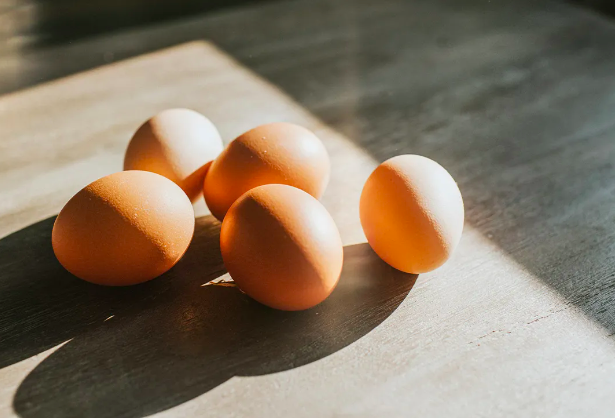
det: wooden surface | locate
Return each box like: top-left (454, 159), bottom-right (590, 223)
top-left (2, 0), bottom-right (615, 416)
top-left (0, 0), bottom-right (265, 52)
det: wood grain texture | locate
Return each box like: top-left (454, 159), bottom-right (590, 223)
top-left (2, 0), bottom-right (615, 417)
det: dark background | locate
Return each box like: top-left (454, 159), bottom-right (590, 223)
top-left (1, 0), bottom-right (613, 51)
top-left (2, 0), bottom-right (262, 49)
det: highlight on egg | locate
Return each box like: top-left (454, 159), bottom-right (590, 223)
top-left (52, 170), bottom-right (195, 286)
top-left (220, 184), bottom-right (343, 311)
top-left (124, 108), bottom-right (223, 202)
top-left (360, 154), bottom-right (464, 274)
top-left (203, 122), bottom-right (330, 221)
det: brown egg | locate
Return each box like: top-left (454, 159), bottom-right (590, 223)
top-left (220, 184), bottom-right (343, 311)
top-left (360, 155), bottom-right (464, 274)
top-left (124, 108), bottom-right (223, 202)
top-left (52, 171), bottom-right (195, 286)
top-left (203, 122), bottom-right (330, 220)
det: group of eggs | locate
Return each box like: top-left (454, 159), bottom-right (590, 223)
top-left (52, 108), bottom-right (464, 311)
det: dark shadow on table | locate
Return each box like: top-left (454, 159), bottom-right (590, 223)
top-left (3, 0), bottom-right (267, 48)
top-left (0, 217), bottom-right (148, 369)
top-left (5, 215), bottom-right (416, 418)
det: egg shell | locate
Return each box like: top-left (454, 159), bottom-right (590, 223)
top-left (203, 122), bottom-right (330, 221)
top-left (360, 154), bottom-right (464, 274)
top-left (52, 170), bottom-right (195, 286)
top-left (124, 108), bottom-right (223, 202)
top-left (220, 184), bottom-right (343, 311)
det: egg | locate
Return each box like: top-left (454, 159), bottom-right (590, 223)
top-left (220, 184), bottom-right (343, 311)
top-left (124, 108), bottom-right (223, 202)
top-left (360, 155), bottom-right (464, 273)
top-left (203, 122), bottom-right (330, 221)
top-left (52, 170), bottom-right (195, 286)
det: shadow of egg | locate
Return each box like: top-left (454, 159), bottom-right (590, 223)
top-left (13, 217), bottom-right (416, 418)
